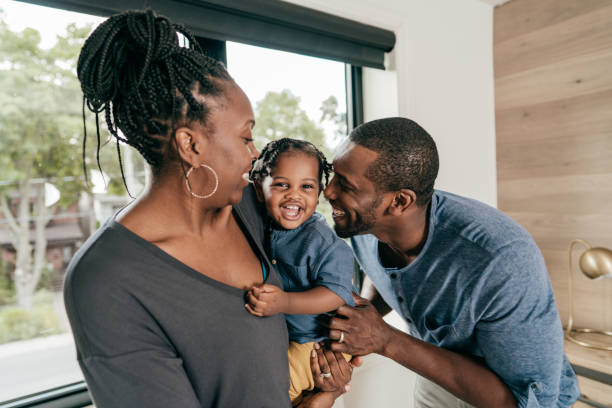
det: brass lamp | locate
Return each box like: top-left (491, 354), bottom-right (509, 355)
top-left (566, 239), bottom-right (612, 350)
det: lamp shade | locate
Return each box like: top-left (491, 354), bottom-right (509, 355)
top-left (579, 247), bottom-right (612, 279)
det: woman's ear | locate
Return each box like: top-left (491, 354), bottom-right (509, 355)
top-left (175, 126), bottom-right (205, 167)
top-left (253, 180), bottom-right (265, 203)
top-left (388, 189), bottom-right (417, 216)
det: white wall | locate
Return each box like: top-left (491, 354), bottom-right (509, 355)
top-left (285, 0), bottom-right (498, 207)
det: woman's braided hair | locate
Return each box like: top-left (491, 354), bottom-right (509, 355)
top-left (249, 138), bottom-right (333, 193)
top-left (77, 9), bottom-right (231, 188)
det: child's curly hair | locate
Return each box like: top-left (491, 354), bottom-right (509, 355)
top-left (249, 138), bottom-right (333, 194)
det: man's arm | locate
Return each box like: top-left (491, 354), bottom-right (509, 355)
top-left (327, 293), bottom-right (516, 408)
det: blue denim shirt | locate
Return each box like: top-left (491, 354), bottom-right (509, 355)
top-left (351, 190), bottom-right (579, 407)
top-left (268, 212), bottom-right (355, 343)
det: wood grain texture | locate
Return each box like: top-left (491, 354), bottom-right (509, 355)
top-left (505, 213), bottom-right (612, 252)
top-left (496, 0), bottom-right (612, 337)
top-left (496, 89), bottom-right (612, 145)
top-left (498, 173), bottom-right (612, 214)
top-left (576, 376), bottom-right (612, 407)
top-left (496, 132), bottom-right (612, 180)
top-left (495, 48), bottom-right (612, 111)
top-left (495, 5), bottom-right (612, 78)
top-left (564, 340), bottom-right (612, 377)
top-left (493, 0), bottom-right (610, 44)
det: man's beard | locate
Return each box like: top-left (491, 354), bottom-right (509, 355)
top-left (333, 197), bottom-right (381, 238)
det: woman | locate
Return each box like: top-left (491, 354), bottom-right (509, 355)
top-left (64, 9), bottom-right (352, 407)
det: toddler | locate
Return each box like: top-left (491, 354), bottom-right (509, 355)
top-left (246, 138), bottom-right (355, 405)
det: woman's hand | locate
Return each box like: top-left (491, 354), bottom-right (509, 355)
top-left (245, 283), bottom-right (289, 316)
top-left (295, 343), bottom-right (362, 408)
top-left (310, 342), bottom-right (360, 393)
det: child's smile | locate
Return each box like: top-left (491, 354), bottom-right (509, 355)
top-left (260, 152), bottom-right (320, 230)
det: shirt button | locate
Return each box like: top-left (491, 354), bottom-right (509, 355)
top-left (272, 259), bottom-right (277, 264)
top-left (390, 273), bottom-right (398, 279)
top-left (397, 296), bottom-right (404, 303)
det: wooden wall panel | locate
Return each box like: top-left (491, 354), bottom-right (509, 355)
top-left (498, 174), bottom-right (612, 214)
top-left (497, 132), bottom-right (612, 180)
top-left (494, 0), bottom-right (612, 337)
top-left (495, 5), bottom-right (612, 78)
top-left (493, 0), bottom-right (610, 44)
top-left (496, 89), bottom-right (612, 145)
top-left (495, 49), bottom-right (612, 110)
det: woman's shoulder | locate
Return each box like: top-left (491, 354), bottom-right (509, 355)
top-left (64, 218), bottom-right (149, 291)
top-left (234, 184), bottom-right (267, 241)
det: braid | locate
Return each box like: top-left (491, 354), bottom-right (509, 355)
top-left (250, 138), bottom-right (332, 193)
top-left (77, 9), bottom-right (232, 192)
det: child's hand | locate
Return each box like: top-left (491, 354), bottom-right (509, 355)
top-left (245, 283), bottom-right (289, 317)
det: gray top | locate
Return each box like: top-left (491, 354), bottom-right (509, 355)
top-left (64, 186), bottom-right (291, 407)
top-left (268, 212), bottom-right (355, 344)
top-left (351, 190), bottom-right (579, 408)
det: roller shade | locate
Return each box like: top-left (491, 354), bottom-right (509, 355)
top-left (21, 0), bottom-right (395, 69)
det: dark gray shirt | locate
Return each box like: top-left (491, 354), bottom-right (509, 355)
top-left (64, 187), bottom-right (291, 407)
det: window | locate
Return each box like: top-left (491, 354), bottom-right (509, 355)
top-left (0, 1), bottom-right (364, 406)
top-left (0, 1), bottom-right (135, 403)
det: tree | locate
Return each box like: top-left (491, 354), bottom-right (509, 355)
top-left (252, 89), bottom-right (330, 157)
top-left (0, 19), bottom-right (93, 308)
top-left (319, 95), bottom-right (347, 148)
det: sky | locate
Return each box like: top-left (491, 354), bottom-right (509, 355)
top-left (0, 0), bottom-right (347, 143)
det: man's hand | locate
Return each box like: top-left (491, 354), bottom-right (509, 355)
top-left (245, 283), bottom-right (288, 316)
top-left (325, 292), bottom-right (394, 356)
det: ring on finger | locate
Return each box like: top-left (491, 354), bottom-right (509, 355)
top-left (338, 331), bottom-right (345, 344)
top-left (320, 372), bottom-right (332, 378)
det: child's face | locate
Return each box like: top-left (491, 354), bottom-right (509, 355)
top-left (260, 152), bottom-right (320, 230)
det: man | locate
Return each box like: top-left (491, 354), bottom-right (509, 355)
top-left (323, 117), bottom-right (579, 407)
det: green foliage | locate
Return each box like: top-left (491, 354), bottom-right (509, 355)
top-left (0, 261), bottom-right (16, 306)
top-left (0, 18), bottom-right (140, 202)
top-left (252, 89), bottom-right (329, 157)
top-left (0, 19), bottom-right (90, 205)
top-left (0, 302), bottom-right (61, 344)
top-left (35, 264), bottom-right (57, 292)
top-left (320, 95), bottom-right (347, 143)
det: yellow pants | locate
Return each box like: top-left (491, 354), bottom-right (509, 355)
top-left (288, 341), bottom-right (351, 406)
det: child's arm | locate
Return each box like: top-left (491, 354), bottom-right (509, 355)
top-left (245, 283), bottom-right (344, 317)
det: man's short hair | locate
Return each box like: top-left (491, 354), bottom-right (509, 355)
top-left (349, 117), bottom-right (439, 206)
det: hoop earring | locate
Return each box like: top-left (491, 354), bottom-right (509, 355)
top-left (185, 164), bottom-right (219, 199)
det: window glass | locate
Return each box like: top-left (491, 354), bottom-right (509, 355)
top-left (0, 1), bottom-right (132, 402)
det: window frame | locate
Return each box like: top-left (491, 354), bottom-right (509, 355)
top-left (22, 0), bottom-right (394, 69)
top-left (0, 382), bottom-right (90, 408)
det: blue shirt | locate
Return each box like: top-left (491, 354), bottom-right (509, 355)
top-left (351, 190), bottom-right (579, 408)
top-left (268, 212), bottom-right (355, 343)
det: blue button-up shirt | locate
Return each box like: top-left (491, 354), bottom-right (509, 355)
top-left (351, 190), bottom-right (579, 407)
top-left (269, 212), bottom-right (355, 344)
